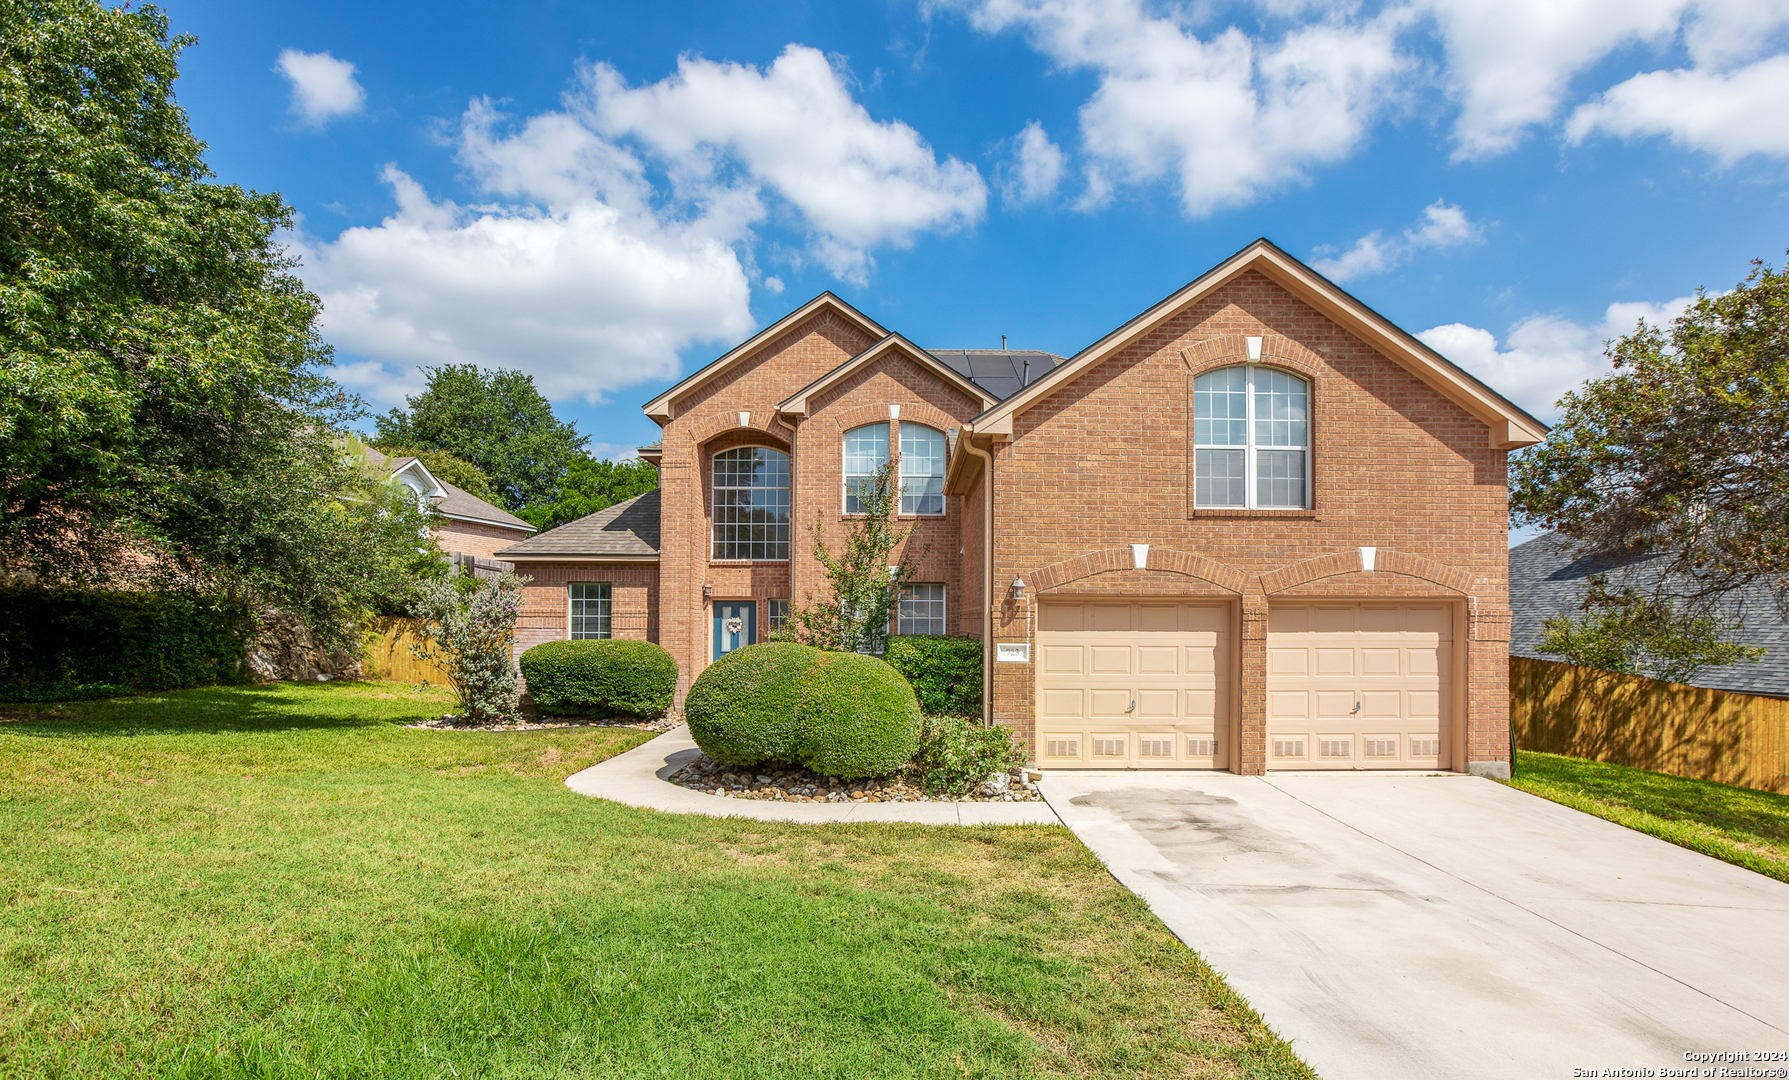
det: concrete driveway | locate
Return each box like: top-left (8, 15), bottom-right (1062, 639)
top-left (1039, 771), bottom-right (1789, 1080)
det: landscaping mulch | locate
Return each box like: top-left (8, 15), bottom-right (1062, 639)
top-left (408, 713), bottom-right (682, 733)
top-left (668, 752), bottom-right (1043, 803)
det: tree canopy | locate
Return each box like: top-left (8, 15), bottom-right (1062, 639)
top-left (375, 365), bottom-right (586, 513)
top-left (521, 455), bottom-right (659, 531)
top-left (0, 0), bottom-right (441, 645)
top-left (1511, 254), bottom-right (1789, 675)
top-left (368, 442), bottom-right (501, 507)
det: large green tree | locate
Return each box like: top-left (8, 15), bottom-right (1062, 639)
top-left (0, 0), bottom-right (440, 645)
top-left (521, 455), bottom-right (659, 531)
top-left (1510, 254), bottom-right (1789, 676)
top-left (375, 365), bottom-right (585, 513)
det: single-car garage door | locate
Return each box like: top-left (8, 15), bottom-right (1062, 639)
top-left (1036, 600), bottom-right (1229, 769)
top-left (1266, 603), bottom-right (1451, 770)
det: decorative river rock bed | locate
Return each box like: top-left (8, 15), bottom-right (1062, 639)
top-left (409, 714), bottom-right (682, 733)
top-left (667, 753), bottom-right (1043, 803)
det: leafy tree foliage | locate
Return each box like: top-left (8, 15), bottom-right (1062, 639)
top-left (375, 365), bottom-right (585, 513)
top-left (521, 455), bottom-right (659, 531)
top-left (779, 462), bottom-right (918, 655)
top-left (367, 442), bottom-right (501, 506)
top-left (1511, 255), bottom-right (1789, 668)
top-left (0, 0), bottom-right (436, 646)
top-left (1539, 577), bottom-right (1764, 685)
top-left (409, 570), bottom-right (525, 725)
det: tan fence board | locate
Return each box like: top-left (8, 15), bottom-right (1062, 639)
top-left (1511, 656), bottom-right (1789, 794)
top-left (363, 617), bottom-right (454, 687)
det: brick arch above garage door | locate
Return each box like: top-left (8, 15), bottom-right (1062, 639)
top-left (1030, 547), bottom-right (1247, 594)
top-left (1259, 548), bottom-right (1480, 595)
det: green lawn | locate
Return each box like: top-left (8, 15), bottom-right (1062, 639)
top-left (1510, 750), bottom-right (1789, 883)
top-left (0, 682), bottom-right (1311, 1080)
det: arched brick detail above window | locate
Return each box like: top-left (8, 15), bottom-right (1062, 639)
top-left (1179, 332), bottom-right (1326, 381)
top-left (688, 407), bottom-right (795, 447)
top-left (1259, 548), bottom-right (1479, 595)
top-left (824, 400), bottom-right (958, 434)
top-left (1029, 547), bottom-right (1247, 594)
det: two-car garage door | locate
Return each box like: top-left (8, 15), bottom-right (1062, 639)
top-left (1037, 599), bottom-right (1451, 770)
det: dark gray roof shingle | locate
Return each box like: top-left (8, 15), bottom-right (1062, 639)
top-left (1509, 532), bottom-right (1789, 697)
top-left (495, 489), bottom-right (660, 558)
top-left (928, 349), bottom-right (1066, 401)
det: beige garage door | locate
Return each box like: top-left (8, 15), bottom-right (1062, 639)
top-left (1036, 600), bottom-right (1230, 769)
top-left (1266, 603), bottom-right (1451, 770)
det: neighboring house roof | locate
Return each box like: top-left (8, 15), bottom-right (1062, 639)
top-left (641, 293), bottom-right (887, 422)
top-left (778, 334), bottom-right (1001, 417)
top-left (495, 489), bottom-right (661, 560)
top-left (1510, 532), bottom-right (1789, 698)
top-left (362, 447), bottom-right (534, 533)
top-left (968, 238), bottom-right (1548, 449)
top-left (928, 348), bottom-right (1067, 401)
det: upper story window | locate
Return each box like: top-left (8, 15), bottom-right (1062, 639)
top-left (713, 446), bottom-right (790, 560)
top-left (899, 424), bottom-right (945, 516)
top-left (1193, 366), bottom-right (1309, 509)
top-left (843, 423), bottom-right (888, 514)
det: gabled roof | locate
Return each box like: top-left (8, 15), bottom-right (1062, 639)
top-left (496, 489), bottom-right (661, 560)
top-left (1510, 533), bottom-right (1789, 698)
top-left (968, 238), bottom-right (1548, 449)
top-left (641, 293), bottom-right (887, 422)
top-left (363, 446), bottom-right (534, 533)
top-left (778, 334), bottom-right (1000, 417)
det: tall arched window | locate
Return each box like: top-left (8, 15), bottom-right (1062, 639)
top-left (1193, 366), bottom-right (1308, 509)
top-left (899, 424), bottom-right (946, 516)
top-left (712, 446), bottom-right (790, 560)
top-left (843, 423), bottom-right (888, 514)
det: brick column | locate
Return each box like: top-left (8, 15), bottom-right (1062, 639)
top-left (1236, 594), bottom-right (1269, 775)
top-left (1467, 603), bottom-right (1513, 779)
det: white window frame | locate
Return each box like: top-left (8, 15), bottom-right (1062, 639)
top-left (711, 446), bottom-right (791, 561)
top-left (898, 423), bottom-right (946, 517)
top-left (1193, 364), bottom-right (1310, 510)
top-left (895, 583), bottom-right (947, 636)
top-left (569, 582), bottom-right (611, 639)
top-left (842, 423), bottom-right (889, 515)
top-left (766, 598), bottom-right (790, 632)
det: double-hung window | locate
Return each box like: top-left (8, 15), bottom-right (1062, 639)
top-left (899, 425), bottom-right (945, 516)
top-left (843, 423), bottom-right (888, 514)
top-left (1193, 366), bottom-right (1309, 509)
top-left (712, 447), bottom-right (790, 560)
top-left (570, 583), bottom-right (611, 639)
top-left (896, 584), bottom-right (946, 636)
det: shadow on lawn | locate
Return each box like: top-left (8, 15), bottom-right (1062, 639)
top-left (0, 680), bottom-right (438, 738)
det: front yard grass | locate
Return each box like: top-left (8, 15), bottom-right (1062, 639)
top-left (1510, 750), bottom-right (1789, 884)
top-left (0, 681), bottom-right (1312, 1079)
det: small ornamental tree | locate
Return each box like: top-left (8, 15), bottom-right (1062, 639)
top-left (410, 570), bottom-right (526, 724)
top-left (780, 461), bottom-right (919, 655)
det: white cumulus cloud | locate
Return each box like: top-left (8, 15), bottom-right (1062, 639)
top-left (276, 49), bottom-right (365, 127)
top-left (580, 44), bottom-right (987, 282)
top-left (1000, 120), bottom-right (1066, 205)
top-left (1418, 294), bottom-right (1697, 421)
top-left (1565, 54), bottom-right (1789, 162)
top-left (1312, 199), bottom-right (1485, 282)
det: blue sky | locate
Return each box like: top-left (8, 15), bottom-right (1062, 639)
top-left (162, 0), bottom-right (1789, 538)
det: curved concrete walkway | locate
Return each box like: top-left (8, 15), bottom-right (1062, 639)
top-left (563, 724), bottom-right (1061, 825)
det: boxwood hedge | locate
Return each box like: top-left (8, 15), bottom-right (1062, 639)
top-left (519, 639), bottom-right (677, 719)
top-left (685, 643), bottom-right (923, 780)
top-left (883, 635), bottom-right (982, 716)
top-left (0, 588), bottom-right (251, 701)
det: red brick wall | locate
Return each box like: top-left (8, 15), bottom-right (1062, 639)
top-left (986, 270), bottom-right (1511, 775)
top-left (435, 519), bottom-right (531, 561)
top-left (513, 562), bottom-right (659, 660)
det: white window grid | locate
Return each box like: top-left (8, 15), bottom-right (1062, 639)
top-left (899, 424), bottom-right (945, 516)
top-left (1193, 365), bottom-right (1309, 509)
top-left (843, 423), bottom-right (888, 514)
top-left (712, 447), bottom-right (790, 560)
top-left (896, 583), bottom-right (946, 636)
top-left (766, 598), bottom-right (790, 631)
top-left (569, 582), bottom-right (611, 639)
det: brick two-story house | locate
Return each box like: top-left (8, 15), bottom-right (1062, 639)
top-left (497, 239), bottom-right (1545, 777)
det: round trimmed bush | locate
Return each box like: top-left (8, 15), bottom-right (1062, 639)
top-left (685, 642), bottom-right (818, 768)
top-left (519, 639), bottom-right (678, 718)
top-left (792, 651), bottom-right (922, 780)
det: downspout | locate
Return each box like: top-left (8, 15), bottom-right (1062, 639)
top-left (963, 437), bottom-right (996, 724)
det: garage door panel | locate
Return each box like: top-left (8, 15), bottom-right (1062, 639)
top-left (1041, 604), bottom-right (1083, 632)
top-left (1091, 606), bottom-right (1130, 631)
top-left (1267, 603), bottom-right (1452, 771)
top-left (1185, 606), bottom-right (1228, 632)
top-left (1186, 689), bottom-right (1219, 717)
top-left (1137, 605), bottom-right (1179, 632)
top-left (1090, 646), bottom-right (1132, 673)
top-left (1041, 689), bottom-right (1084, 718)
top-left (1185, 644), bottom-right (1219, 673)
top-left (1137, 646), bottom-right (1179, 673)
top-left (1137, 689), bottom-right (1178, 718)
top-left (1041, 646), bottom-right (1083, 673)
top-left (1089, 689), bottom-right (1133, 717)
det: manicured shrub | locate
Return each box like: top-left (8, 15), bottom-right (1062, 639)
top-left (0, 587), bottom-right (251, 699)
top-left (685, 644), bottom-right (923, 779)
top-left (883, 635), bottom-right (982, 716)
top-left (792, 651), bottom-right (923, 780)
top-left (685, 642), bottom-right (819, 768)
top-left (913, 714), bottom-right (1027, 795)
top-left (409, 572), bottom-right (524, 725)
top-left (520, 639), bottom-right (677, 718)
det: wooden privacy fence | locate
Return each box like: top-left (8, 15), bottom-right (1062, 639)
top-left (1510, 655), bottom-right (1789, 794)
top-left (362, 617), bottom-right (454, 686)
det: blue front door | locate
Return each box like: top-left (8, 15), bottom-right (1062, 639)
top-left (713, 602), bottom-right (756, 659)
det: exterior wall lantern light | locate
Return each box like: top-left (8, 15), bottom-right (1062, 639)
top-left (702, 583), bottom-right (713, 600)
top-left (1010, 576), bottom-right (1027, 600)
